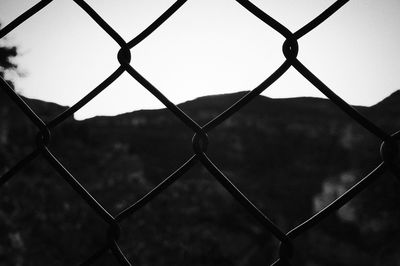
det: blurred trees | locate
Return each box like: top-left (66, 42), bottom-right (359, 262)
top-left (0, 33), bottom-right (18, 86)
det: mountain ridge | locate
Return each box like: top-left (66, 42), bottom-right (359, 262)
top-left (81, 91), bottom-right (377, 122)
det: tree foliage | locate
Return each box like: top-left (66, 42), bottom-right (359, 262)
top-left (0, 23), bottom-right (18, 87)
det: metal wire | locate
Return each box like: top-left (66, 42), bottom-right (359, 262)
top-left (0, 0), bottom-right (399, 265)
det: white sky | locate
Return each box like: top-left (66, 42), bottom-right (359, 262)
top-left (1, 0), bottom-right (399, 120)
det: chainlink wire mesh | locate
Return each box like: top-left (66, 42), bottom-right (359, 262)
top-left (0, 0), bottom-right (399, 265)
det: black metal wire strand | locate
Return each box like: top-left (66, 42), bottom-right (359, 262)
top-left (291, 59), bottom-right (390, 141)
top-left (48, 67), bottom-right (125, 129)
top-left (293, 0), bottom-right (350, 40)
top-left (198, 153), bottom-right (288, 242)
top-left (73, 0), bottom-right (127, 48)
top-left (41, 147), bottom-right (116, 226)
top-left (110, 240), bottom-right (132, 266)
top-left (123, 64), bottom-right (202, 133)
top-left (0, 77), bottom-right (47, 131)
top-left (235, 0), bottom-right (291, 38)
top-left (0, 0), bottom-right (399, 265)
top-left (116, 155), bottom-right (198, 221)
top-left (127, 0), bottom-right (188, 48)
top-left (0, 149), bottom-right (40, 187)
top-left (203, 61), bottom-right (291, 131)
top-left (0, 0), bottom-right (53, 39)
top-left (287, 162), bottom-right (386, 239)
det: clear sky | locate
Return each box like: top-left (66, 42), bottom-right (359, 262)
top-left (1, 0), bottom-right (399, 120)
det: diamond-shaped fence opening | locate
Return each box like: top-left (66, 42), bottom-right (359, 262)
top-left (1, 0), bottom-right (399, 265)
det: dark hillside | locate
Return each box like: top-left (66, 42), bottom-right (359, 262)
top-left (0, 90), bottom-right (399, 265)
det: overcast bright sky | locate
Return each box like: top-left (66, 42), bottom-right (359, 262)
top-left (1, 0), bottom-right (399, 120)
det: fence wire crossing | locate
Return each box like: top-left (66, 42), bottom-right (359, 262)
top-left (0, 0), bottom-right (399, 265)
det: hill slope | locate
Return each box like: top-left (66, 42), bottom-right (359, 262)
top-left (0, 90), bottom-right (399, 266)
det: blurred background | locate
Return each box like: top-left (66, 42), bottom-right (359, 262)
top-left (1, 0), bottom-right (400, 265)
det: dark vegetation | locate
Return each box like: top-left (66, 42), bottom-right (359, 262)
top-left (1, 43), bottom-right (400, 265)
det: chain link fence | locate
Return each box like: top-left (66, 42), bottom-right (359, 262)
top-left (1, 0), bottom-right (399, 265)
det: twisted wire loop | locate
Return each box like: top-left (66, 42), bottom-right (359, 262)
top-left (0, 0), bottom-right (399, 265)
